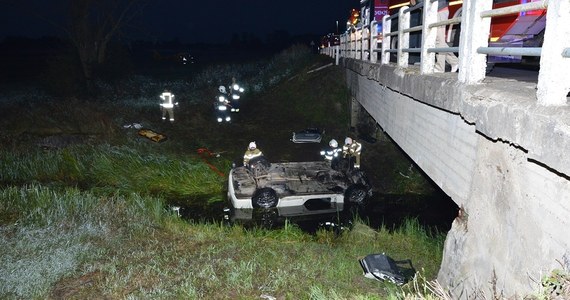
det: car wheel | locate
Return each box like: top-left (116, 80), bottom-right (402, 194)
top-left (345, 184), bottom-right (367, 204)
top-left (252, 187), bottom-right (278, 208)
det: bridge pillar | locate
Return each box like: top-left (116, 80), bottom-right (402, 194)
top-left (537, 0), bottom-right (570, 106)
top-left (349, 97), bottom-right (360, 131)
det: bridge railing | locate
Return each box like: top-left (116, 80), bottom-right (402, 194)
top-left (325, 0), bottom-right (569, 106)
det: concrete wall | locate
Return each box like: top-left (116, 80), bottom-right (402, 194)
top-left (343, 58), bottom-right (570, 298)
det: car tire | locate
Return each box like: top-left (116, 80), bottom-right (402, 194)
top-left (345, 184), bottom-right (367, 204)
top-left (252, 187), bottom-right (278, 208)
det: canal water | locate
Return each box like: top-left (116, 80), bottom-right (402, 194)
top-left (175, 188), bottom-right (458, 234)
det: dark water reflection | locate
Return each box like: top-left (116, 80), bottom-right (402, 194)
top-left (174, 190), bottom-right (459, 234)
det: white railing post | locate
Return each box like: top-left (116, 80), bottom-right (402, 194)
top-left (537, 0), bottom-right (570, 106)
top-left (335, 45), bottom-right (340, 65)
top-left (351, 31), bottom-right (355, 59)
top-left (398, 6), bottom-right (411, 68)
top-left (420, 0), bottom-right (438, 74)
top-left (371, 20), bottom-right (378, 63)
top-left (354, 28), bottom-right (362, 60)
top-left (352, 29), bottom-right (358, 59)
top-left (361, 27), bottom-right (365, 60)
top-left (340, 34), bottom-right (344, 58)
top-left (381, 15), bottom-right (391, 65)
top-left (344, 33), bottom-right (347, 58)
top-left (362, 25), bottom-right (370, 60)
top-left (458, 0), bottom-right (493, 84)
top-left (358, 27), bottom-right (363, 60)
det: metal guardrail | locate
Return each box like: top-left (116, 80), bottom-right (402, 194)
top-left (321, 0), bottom-right (569, 106)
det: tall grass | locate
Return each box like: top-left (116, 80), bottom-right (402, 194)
top-left (0, 184), bottom-right (175, 299)
top-left (0, 144), bottom-right (228, 201)
top-left (0, 183), bottom-right (446, 299)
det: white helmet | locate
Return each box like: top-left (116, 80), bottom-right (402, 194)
top-left (248, 141), bottom-right (257, 150)
top-left (219, 85), bottom-right (226, 93)
top-left (345, 137), bottom-right (352, 145)
top-left (329, 139), bottom-right (338, 148)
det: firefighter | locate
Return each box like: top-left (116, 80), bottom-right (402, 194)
top-left (231, 77), bottom-right (244, 93)
top-left (160, 89), bottom-right (178, 122)
top-left (320, 139), bottom-right (342, 163)
top-left (243, 141), bottom-right (263, 166)
top-left (343, 137), bottom-right (362, 169)
top-left (228, 78), bottom-right (244, 113)
top-left (215, 90), bottom-right (231, 123)
top-left (219, 85), bottom-right (228, 95)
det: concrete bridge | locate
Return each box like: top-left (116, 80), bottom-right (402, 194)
top-left (323, 0), bottom-right (569, 298)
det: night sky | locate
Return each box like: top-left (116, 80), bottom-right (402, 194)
top-left (0, 0), bottom-right (361, 43)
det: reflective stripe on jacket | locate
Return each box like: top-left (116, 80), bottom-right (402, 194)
top-left (243, 149), bottom-right (263, 165)
top-left (343, 141), bottom-right (362, 156)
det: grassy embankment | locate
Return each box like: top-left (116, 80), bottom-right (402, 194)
top-left (0, 45), bottom-right (448, 299)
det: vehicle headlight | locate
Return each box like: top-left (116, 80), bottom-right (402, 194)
top-left (320, 151), bottom-right (325, 155)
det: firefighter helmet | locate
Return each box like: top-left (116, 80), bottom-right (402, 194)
top-left (219, 85), bottom-right (226, 94)
top-left (248, 141), bottom-right (257, 150)
top-left (329, 139), bottom-right (338, 148)
top-left (345, 137), bottom-right (352, 145)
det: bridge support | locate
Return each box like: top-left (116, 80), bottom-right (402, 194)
top-left (343, 59), bottom-right (570, 299)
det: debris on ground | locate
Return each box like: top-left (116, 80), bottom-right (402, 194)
top-left (137, 129), bottom-right (167, 143)
top-left (359, 253), bottom-right (416, 285)
top-left (123, 123), bottom-right (143, 129)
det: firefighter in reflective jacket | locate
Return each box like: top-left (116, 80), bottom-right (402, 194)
top-left (320, 139), bottom-right (342, 162)
top-left (160, 89), bottom-right (178, 122)
top-left (230, 77), bottom-right (244, 94)
top-left (342, 137), bottom-right (362, 169)
top-left (243, 141), bottom-right (263, 166)
top-left (229, 77), bottom-right (244, 113)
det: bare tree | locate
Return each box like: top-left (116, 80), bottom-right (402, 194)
top-left (67, 0), bottom-right (146, 84)
top-left (2, 0), bottom-right (147, 86)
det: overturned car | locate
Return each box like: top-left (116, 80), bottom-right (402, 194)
top-left (228, 157), bottom-right (372, 209)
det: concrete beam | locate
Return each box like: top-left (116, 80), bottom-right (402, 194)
top-left (343, 57), bottom-right (570, 182)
